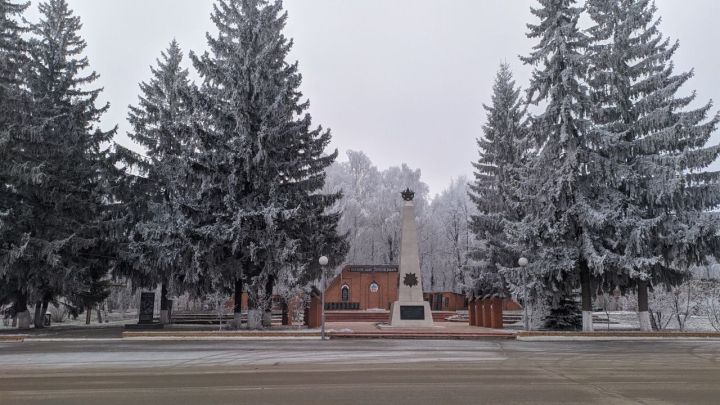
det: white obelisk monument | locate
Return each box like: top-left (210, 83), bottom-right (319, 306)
top-left (389, 188), bottom-right (434, 327)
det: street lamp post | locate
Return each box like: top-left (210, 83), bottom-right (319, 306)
top-left (518, 257), bottom-right (529, 331)
top-left (318, 255), bottom-right (329, 341)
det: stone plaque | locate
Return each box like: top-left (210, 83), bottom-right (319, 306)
top-left (348, 266), bottom-right (397, 273)
top-left (400, 305), bottom-right (425, 320)
top-left (139, 292), bottom-right (155, 324)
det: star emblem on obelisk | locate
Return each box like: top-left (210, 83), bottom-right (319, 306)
top-left (403, 272), bottom-right (418, 288)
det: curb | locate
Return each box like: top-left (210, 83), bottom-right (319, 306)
top-left (122, 331), bottom-right (321, 340)
top-left (329, 333), bottom-right (515, 340)
top-left (123, 336), bottom-right (320, 341)
top-left (0, 335), bottom-right (25, 343)
top-left (24, 338), bottom-right (124, 342)
top-left (517, 336), bottom-right (720, 341)
top-left (517, 331), bottom-right (720, 342)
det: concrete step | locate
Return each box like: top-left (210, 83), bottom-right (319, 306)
top-left (169, 312), bottom-right (285, 325)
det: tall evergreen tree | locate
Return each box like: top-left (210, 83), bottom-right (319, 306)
top-left (183, 0), bottom-right (344, 328)
top-left (3, 0), bottom-right (116, 328)
top-left (122, 40), bottom-right (196, 324)
top-left (519, 0), bottom-right (592, 330)
top-left (0, 0), bottom-right (26, 104)
top-left (0, 0), bottom-right (30, 326)
top-left (0, 0), bottom-right (27, 129)
top-left (466, 64), bottom-right (529, 303)
top-left (586, 0), bottom-right (720, 330)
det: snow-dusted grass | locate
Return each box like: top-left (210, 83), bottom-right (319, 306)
top-left (0, 310), bottom-right (137, 331)
top-left (502, 310), bottom-right (719, 332)
top-left (595, 311), bottom-right (717, 332)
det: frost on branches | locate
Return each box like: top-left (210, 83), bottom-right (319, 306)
top-left (2, 0), bottom-right (120, 329)
top-left (0, 0), bottom-right (31, 326)
top-left (518, 0), bottom-right (591, 331)
top-left (466, 64), bottom-right (529, 306)
top-left (179, 0), bottom-right (345, 328)
top-left (324, 151), bottom-right (470, 293)
top-left (586, 0), bottom-right (720, 330)
top-left (120, 40), bottom-right (197, 324)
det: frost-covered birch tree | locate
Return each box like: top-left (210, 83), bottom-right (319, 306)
top-left (377, 164), bottom-right (429, 265)
top-left (324, 152), bottom-right (428, 269)
top-left (426, 177), bottom-right (474, 293)
top-left (586, 0), bottom-right (720, 330)
top-left (325, 151), bottom-right (469, 291)
top-left (323, 151), bottom-right (382, 264)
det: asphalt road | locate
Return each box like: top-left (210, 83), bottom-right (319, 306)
top-left (1, 339), bottom-right (720, 404)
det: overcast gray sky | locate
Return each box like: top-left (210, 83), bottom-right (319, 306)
top-left (25, 0), bottom-right (720, 196)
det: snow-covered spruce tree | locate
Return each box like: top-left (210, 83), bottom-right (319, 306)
top-left (4, 0), bottom-right (117, 329)
top-left (186, 0), bottom-right (343, 328)
top-left (121, 40), bottom-right (196, 324)
top-left (586, 0), bottom-right (720, 330)
top-left (0, 0), bottom-right (30, 328)
top-left (281, 188), bottom-right (349, 320)
top-left (466, 64), bottom-right (529, 306)
top-left (0, 0), bottom-right (27, 116)
top-left (519, 0), bottom-right (592, 330)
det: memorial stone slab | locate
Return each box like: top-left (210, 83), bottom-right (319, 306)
top-left (138, 292), bottom-right (155, 324)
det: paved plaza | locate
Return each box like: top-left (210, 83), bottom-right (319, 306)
top-left (1, 339), bottom-right (720, 404)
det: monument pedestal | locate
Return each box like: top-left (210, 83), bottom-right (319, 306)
top-left (389, 301), bottom-right (434, 327)
top-left (124, 291), bottom-right (164, 330)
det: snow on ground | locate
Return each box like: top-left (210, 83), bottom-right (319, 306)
top-left (595, 311), bottom-right (718, 332)
top-left (4, 310), bottom-right (719, 333)
top-left (0, 311), bottom-right (137, 331)
top-left (498, 310), bottom-right (719, 332)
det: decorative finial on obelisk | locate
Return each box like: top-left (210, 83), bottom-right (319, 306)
top-left (401, 188), bottom-right (415, 201)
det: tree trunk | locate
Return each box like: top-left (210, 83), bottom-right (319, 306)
top-left (16, 291), bottom-right (30, 330)
top-left (33, 294), bottom-right (51, 328)
top-left (41, 298), bottom-right (49, 322)
top-left (33, 301), bottom-right (44, 329)
top-left (246, 292), bottom-right (262, 330)
top-left (85, 306), bottom-right (92, 325)
top-left (579, 259), bottom-right (594, 332)
top-left (233, 277), bottom-right (244, 329)
top-left (637, 280), bottom-right (651, 331)
top-left (648, 308), bottom-right (659, 331)
top-left (262, 276), bottom-right (274, 328)
top-left (281, 300), bottom-right (290, 326)
top-left (159, 283), bottom-right (169, 324)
